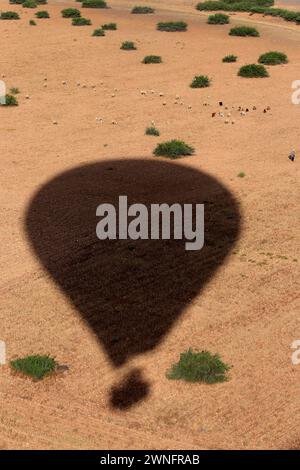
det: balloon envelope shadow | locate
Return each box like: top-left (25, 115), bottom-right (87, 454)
top-left (25, 159), bottom-right (240, 409)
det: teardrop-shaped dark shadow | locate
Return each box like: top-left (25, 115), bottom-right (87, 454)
top-left (25, 159), bottom-right (240, 408)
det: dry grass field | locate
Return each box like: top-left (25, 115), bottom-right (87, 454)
top-left (0, 0), bottom-right (299, 449)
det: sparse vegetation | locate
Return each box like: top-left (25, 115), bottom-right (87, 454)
top-left (190, 75), bottom-right (210, 88)
top-left (1, 94), bottom-right (18, 106)
top-left (10, 355), bottom-right (57, 380)
top-left (238, 63), bottom-right (269, 77)
top-left (145, 126), bottom-right (160, 136)
top-left (208, 13), bottom-right (229, 24)
top-left (10, 87), bottom-right (20, 94)
top-left (120, 41), bottom-right (136, 50)
top-left (258, 51), bottom-right (288, 65)
top-left (81, 0), bottom-right (107, 8)
top-left (101, 22), bottom-right (117, 29)
top-left (22, 1), bottom-right (38, 8)
top-left (196, 1), bottom-right (274, 12)
top-left (237, 171), bottom-right (246, 177)
top-left (61, 8), bottom-right (81, 18)
top-left (92, 28), bottom-right (105, 36)
top-left (153, 140), bottom-right (194, 159)
top-left (223, 54), bottom-right (237, 62)
top-left (131, 6), bottom-right (154, 14)
top-left (72, 17), bottom-right (91, 25)
top-left (35, 10), bottom-right (49, 18)
top-left (157, 21), bottom-right (187, 32)
top-left (142, 55), bottom-right (162, 64)
top-left (1, 11), bottom-right (20, 19)
top-left (229, 26), bottom-right (259, 36)
top-left (29, 19), bottom-right (36, 25)
top-left (167, 349), bottom-right (231, 384)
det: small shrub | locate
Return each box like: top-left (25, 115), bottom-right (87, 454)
top-left (222, 54), bottom-right (237, 62)
top-left (229, 26), bottom-right (259, 36)
top-left (142, 55), bottom-right (162, 64)
top-left (238, 63), bottom-right (269, 77)
top-left (29, 19), bottom-right (36, 25)
top-left (153, 140), bottom-right (194, 159)
top-left (92, 28), bottom-right (105, 36)
top-left (1, 94), bottom-right (18, 106)
top-left (258, 51), bottom-right (288, 65)
top-left (72, 17), bottom-right (91, 25)
top-left (237, 171), bottom-right (246, 177)
top-left (167, 349), bottom-right (230, 383)
top-left (1, 11), bottom-right (20, 19)
top-left (81, 0), bottom-right (107, 8)
top-left (190, 75), bottom-right (210, 88)
top-left (61, 8), bottom-right (81, 18)
top-left (208, 13), bottom-right (229, 24)
top-left (145, 126), bottom-right (160, 136)
top-left (35, 10), bottom-right (49, 18)
top-left (22, 1), bottom-right (38, 8)
top-left (157, 21), bottom-right (187, 32)
top-left (101, 22), bottom-right (117, 29)
top-left (120, 41), bottom-right (136, 50)
top-left (10, 87), bottom-right (20, 94)
top-left (9, 0), bottom-right (25, 3)
top-left (10, 355), bottom-right (57, 380)
top-left (131, 6), bottom-right (154, 14)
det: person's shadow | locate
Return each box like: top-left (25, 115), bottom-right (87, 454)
top-left (25, 159), bottom-right (241, 409)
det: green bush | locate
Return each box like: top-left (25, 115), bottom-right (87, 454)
top-left (10, 355), bottom-right (57, 380)
top-left (131, 5), bottom-right (154, 13)
top-left (142, 55), bottom-right (162, 64)
top-left (237, 171), bottom-right (246, 177)
top-left (258, 51), bottom-right (288, 65)
top-left (190, 75), bottom-right (210, 88)
top-left (229, 26), bottom-right (259, 36)
top-left (61, 8), bottom-right (81, 17)
top-left (222, 54), bottom-right (237, 62)
top-left (72, 17), bottom-right (91, 25)
top-left (238, 63), bottom-right (269, 77)
top-left (29, 19), bottom-right (36, 24)
top-left (81, 0), bottom-right (107, 8)
top-left (145, 126), bottom-right (160, 136)
top-left (1, 11), bottom-right (20, 19)
top-left (120, 41), bottom-right (136, 50)
top-left (23, 1), bottom-right (38, 8)
top-left (167, 349), bottom-right (231, 383)
top-left (153, 140), bottom-right (194, 159)
top-left (208, 13), bottom-right (229, 23)
top-left (92, 28), bottom-right (105, 36)
top-left (35, 10), bottom-right (49, 18)
top-left (101, 22), bottom-right (117, 29)
top-left (196, 1), bottom-right (274, 12)
top-left (1, 94), bottom-right (18, 106)
top-left (10, 87), bottom-right (20, 94)
top-left (157, 21), bottom-right (187, 32)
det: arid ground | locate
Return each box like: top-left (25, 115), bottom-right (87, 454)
top-left (0, 0), bottom-right (299, 449)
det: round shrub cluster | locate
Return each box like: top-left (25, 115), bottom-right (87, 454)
top-left (153, 140), bottom-right (194, 159)
top-left (258, 51), bottom-right (288, 65)
top-left (81, 0), bottom-right (107, 8)
top-left (145, 126), bottom-right (160, 136)
top-left (142, 55), bottom-right (162, 64)
top-left (229, 26), bottom-right (259, 36)
top-left (222, 54), bottom-right (237, 62)
top-left (61, 8), bottom-right (81, 18)
top-left (207, 13), bottom-right (229, 24)
top-left (102, 22), bottom-right (117, 30)
top-left (0, 11), bottom-right (20, 19)
top-left (238, 63), bottom-right (269, 77)
top-left (157, 21), bottom-right (187, 32)
top-left (92, 28), bottom-right (105, 36)
top-left (72, 17), bottom-right (91, 25)
top-left (22, 1), bottom-right (38, 8)
top-left (131, 6), bottom-right (155, 14)
top-left (190, 75), bottom-right (211, 88)
top-left (1, 94), bottom-right (19, 106)
top-left (120, 41), bottom-right (136, 50)
top-left (35, 10), bottom-right (49, 18)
